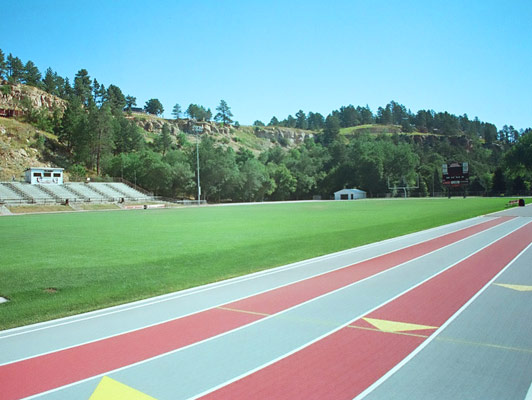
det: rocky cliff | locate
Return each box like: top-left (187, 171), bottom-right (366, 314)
top-left (0, 83), bottom-right (67, 112)
top-left (132, 115), bottom-right (232, 136)
top-left (131, 113), bottom-right (314, 147)
top-left (253, 127), bottom-right (315, 146)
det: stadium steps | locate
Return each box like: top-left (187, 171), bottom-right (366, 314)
top-left (104, 182), bottom-right (151, 200)
top-left (0, 183), bottom-right (26, 204)
top-left (60, 185), bottom-right (89, 201)
top-left (64, 183), bottom-right (111, 201)
top-left (8, 182), bottom-right (56, 203)
top-left (103, 183), bottom-right (128, 197)
top-left (36, 185), bottom-right (63, 202)
top-left (3, 182), bottom-right (32, 202)
top-left (0, 183), bottom-right (27, 203)
top-left (88, 183), bottom-right (125, 200)
top-left (37, 184), bottom-right (84, 202)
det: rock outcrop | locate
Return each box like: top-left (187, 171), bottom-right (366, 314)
top-left (132, 114), bottom-right (314, 147)
top-left (131, 115), bottom-right (233, 136)
top-left (253, 127), bottom-right (315, 145)
top-left (0, 84), bottom-right (67, 113)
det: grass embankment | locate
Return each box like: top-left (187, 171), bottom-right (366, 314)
top-left (0, 198), bottom-right (513, 329)
top-left (77, 204), bottom-right (121, 211)
top-left (8, 204), bottom-right (73, 214)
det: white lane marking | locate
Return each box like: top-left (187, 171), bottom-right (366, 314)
top-left (23, 221), bottom-right (525, 399)
top-left (525, 379), bottom-right (532, 400)
top-left (1, 217), bottom-right (515, 367)
top-left (26, 222), bottom-right (515, 400)
top-left (2, 217), bottom-right (511, 366)
top-left (355, 228), bottom-right (532, 400)
top-left (27, 220), bottom-right (530, 400)
top-left (1, 216), bottom-right (491, 338)
top-left (187, 221), bottom-right (532, 400)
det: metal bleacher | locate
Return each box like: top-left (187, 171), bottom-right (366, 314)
top-left (64, 183), bottom-right (111, 201)
top-left (104, 182), bottom-right (151, 200)
top-left (88, 183), bottom-right (127, 201)
top-left (37, 184), bottom-right (80, 202)
top-left (0, 181), bottom-right (153, 205)
top-left (9, 182), bottom-right (55, 203)
top-left (0, 183), bottom-right (26, 203)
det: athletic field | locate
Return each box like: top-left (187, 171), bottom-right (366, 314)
top-left (0, 198), bottom-right (517, 329)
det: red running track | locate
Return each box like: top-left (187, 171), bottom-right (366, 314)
top-left (0, 217), bottom-right (510, 400)
top-left (199, 220), bottom-right (532, 400)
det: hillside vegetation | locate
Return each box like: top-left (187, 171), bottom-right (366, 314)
top-left (1, 47), bottom-right (531, 200)
top-left (0, 117), bottom-right (63, 180)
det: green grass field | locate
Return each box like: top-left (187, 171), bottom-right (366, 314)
top-left (0, 198), bottom-right (515, 329)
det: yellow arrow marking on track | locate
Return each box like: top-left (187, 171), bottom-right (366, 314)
top-left (494, 283), bottom-right (532, 292)
top-left (89, 376), bottom-right (157, 400)
top-left (363, 317), bottom-right (438, 333)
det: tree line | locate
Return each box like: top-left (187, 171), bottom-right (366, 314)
top-left (262, 101), bottom-right (525, 147)
top-left (1, 47), bottom-right (531, 200)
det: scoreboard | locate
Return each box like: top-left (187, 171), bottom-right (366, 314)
top-left (442, 162), bottom-right (469, 186)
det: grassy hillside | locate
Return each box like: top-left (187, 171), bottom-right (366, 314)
top-left (0, 117), bottom-right (62, 180)
top-left (339, 124), bottom-right (441, 137)
top-left (0, 114), bottom-right (274, 180)
top-left (0, 198), bottom-right (513, 329)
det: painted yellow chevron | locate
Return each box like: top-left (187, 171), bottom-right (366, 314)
top-left (363, 317), bottom-right (437, 333)
top-left (89, 376), bottom-right (157, 400)
top-left (494, 283), bottom-right (532, 292)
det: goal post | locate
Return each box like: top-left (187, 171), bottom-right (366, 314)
top-left (387, 175), bottom-right (419, 198)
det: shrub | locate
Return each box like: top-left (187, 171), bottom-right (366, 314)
top-left (68, 164), bottom-right (87, 181)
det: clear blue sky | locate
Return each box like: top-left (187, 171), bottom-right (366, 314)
top-left (2, 0), bottom-right (531, 130)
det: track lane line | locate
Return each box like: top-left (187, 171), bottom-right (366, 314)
top-left (525, 380), bottom-right (532, 400)
top-left (1, 217), bottom-right (509, 366)
top-left (356, 238), bottom-right (532, 400)
top-left (220, 217), bottom-right (511, 316)
top-left (0, 220), bottom-right (516, 399)
top-left (0, 216), bottom-right (497, 338)
top-left (192, 220), bottom-right (532, 400)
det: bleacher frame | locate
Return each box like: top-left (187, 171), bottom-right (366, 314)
top-left (0, 181), bottom-right (153, 205)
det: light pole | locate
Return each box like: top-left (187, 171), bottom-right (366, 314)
top-left (192, 125), bottom-right (203, 205)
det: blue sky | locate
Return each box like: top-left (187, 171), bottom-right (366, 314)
top-left (2, 0), bottom-right (531, 130)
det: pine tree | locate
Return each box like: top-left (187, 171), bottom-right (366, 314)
top-left (295, 110), bottom-right (307, 129)
top-left (268, 116), bottom-right (279, 126)
top-left (92, 79), bottom-right (102, 105)
top-left (61, 77), bottom-right (73, 99)
top-left (92, 104), bottom-right (115, 175)
top-left (23, 60), bottom-right (41, 86)
top-left (285, 115), bottom-right (296, 128)
top-left (60, 96), bottom-right (86, 153)
top-left (214, 100), bottom-right (233, 125)
top-left (156, 123), bottom-right (172, 155)
top-left (74, 69), bottom-right (92, 105)
top-left (106, 84), bottom-right (126, 114)
top-left (186, 104), bottom-right (211, 121)
top-left (6, 54), bottom-right (24, 83)
top-left (125, 95), bottom-right (137, 111)
top-left (42, 68), bottom-right (57, 94)
top-left (322, 115), bottom-right (340, 145)
top-left (0, 49), bottom-right (6, 79)
top-left (144, 98), bottom-right (164, 115)
top-left (172, 103), bottom-right (182, 119)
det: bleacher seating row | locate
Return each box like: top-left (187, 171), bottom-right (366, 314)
top-left (0, 182), bottom-right (152, 204)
